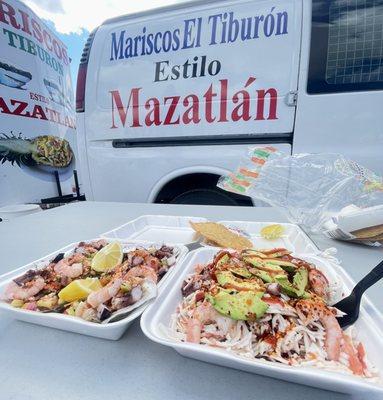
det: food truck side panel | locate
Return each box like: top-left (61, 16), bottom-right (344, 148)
top-left (293, 0), bottom-right (383, 175)
top-left (79, 0), bottom-right (301, 203)
top-left (0, 0), bottom-right (76, 206)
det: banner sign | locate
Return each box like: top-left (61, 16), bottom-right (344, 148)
top-left (93, 0), bottom-right (300, 139)
top-left (0, 0), bottom-right (76, 204)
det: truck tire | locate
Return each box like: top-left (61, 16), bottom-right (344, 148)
top-left (170, 188), bottom-right (239, 206)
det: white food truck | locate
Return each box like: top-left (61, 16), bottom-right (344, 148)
top-left (0, 0), bottom-right (76, 208)
top-left (76, 0), bottom-right (383, 206)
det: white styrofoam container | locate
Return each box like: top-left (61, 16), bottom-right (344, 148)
top-left (101, 216), bottom-right (318, 255)
top-left (141, 248), bottom-right (383, 396)
top-left (0, 204), bottom-right (41, 221)
top-left (214, 221), bottom-right (318, 253)
top-left (0, 239), bottom-right (187, 340)
top-left (101, 215), bottom-right (207, 243)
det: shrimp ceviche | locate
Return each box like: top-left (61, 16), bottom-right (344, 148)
top-left (2, 240), bottom-right (179, 323)
top-left (171, 248), bottom-right (379, 380)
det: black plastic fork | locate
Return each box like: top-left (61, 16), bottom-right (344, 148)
top-left (334, 260), bottom-right (383, 328)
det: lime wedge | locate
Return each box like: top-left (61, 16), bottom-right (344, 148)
top-left (260, 224), bottom-right (284, 240)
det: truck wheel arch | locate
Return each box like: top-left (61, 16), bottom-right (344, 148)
top-left (148, 167), bottom-right (253, 206)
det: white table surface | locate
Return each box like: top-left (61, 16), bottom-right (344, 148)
top-left (0, 201), bottom-right (382, 400)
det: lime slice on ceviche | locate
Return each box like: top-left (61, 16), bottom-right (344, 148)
top-left (58, 278), bottom-right (102, 302)
top-left (91, 242), bottom-right (123, 272)
top-left (260, 224), bottom-right (284, 240)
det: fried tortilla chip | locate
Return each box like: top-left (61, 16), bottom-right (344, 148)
top-left (190, 222), bottom-right (253, 250)
top-left (354, 233), bottom-right (383, 242)
top-left (351, 224), bottom-right (383, 239)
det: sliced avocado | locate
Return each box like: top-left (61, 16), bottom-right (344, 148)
top-left (207, 290), bottom-right (269, 321)
top-left (275, 268), bottom-right (308, 298)
top-left (242, 250), bottom-right (268, 259)
top-left (250, 268), bottom-right (273, 283)
top-left (121, 282), bottom-right (132, 293)
top-left (229, 266), bottom-right (252, 278)
top-left (216, 271), bottom-right (264, 292)
top-left (264, 259), bottom-right (297, 272)
top-left (243, 256), bottom-right (264, 268)
top-left (36, 295), bottom-right (58, 310)
top-left (263, 262), bottom-right (285, 273)
top-left (215, 254), bottom-right (230, 268)
top-left (293, 268), bottom-right (308, 295)
top-left (10, 299), bottom-right (24, 308)
top-left (244, 257), bottom-right (285, 274)
top-left (66, 305), bottom-right (76, 316)
top-left (275, 276), bottom-right (299, 297)
top-left (265, 249), bottom-right (291, 258)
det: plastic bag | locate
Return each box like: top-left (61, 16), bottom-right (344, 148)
top-left (218, 147), bottom-right (383, 246)
top-left (217, 146), bottom-right (282, 195)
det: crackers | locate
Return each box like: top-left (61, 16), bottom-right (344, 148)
top-left (190, 221), bottom-right (253, 250)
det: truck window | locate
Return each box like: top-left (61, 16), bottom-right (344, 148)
top-left (308, 0), bottom-right (383, 94)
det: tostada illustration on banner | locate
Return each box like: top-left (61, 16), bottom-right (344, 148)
top-left (0, 0), bottom-right (76, 205)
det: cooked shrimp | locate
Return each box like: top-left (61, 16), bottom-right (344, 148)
top-left (145, 256), bottom-right (160, 271)
top-left (44, 281), bottom-right (62, 292)
top-left (87, 278), bottom-right (122, 308)
top-left (308, 269), bottom-right (329, 299)
top-left (296, 299), bottom-right (342, 361)
top-left (77, 240), bottom-right (107, 253)
top-left (4, 277), bottom-right (45, 300)
top-left (67, 253), bottom-right (85, 264)
top-left (75, 301), bottom-right (97, 321)
top-left (186, 318), bottom-right (203, 343)
top-left (54, 259), bottom-right (83, 279)
top-left (186, 301), bottom-right (235, 343)
top-left (357, 342), bottom-right (368, 372)
top-left (263, 295), bottom-right (297, 317)
top-left (186, 302), bottom-right (217, 343)
top-left (341, 334), bottom-right (364, 376)
top-left (125, 266), bottom-right (158, 283)
top-left (90, 239), bottom-right (107, 249)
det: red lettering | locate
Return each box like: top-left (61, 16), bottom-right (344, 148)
top-left (0, 2), bottom-right (67, 63)
top-left (108, 77), bottom-right (279, 129)
top-left (0, 96), bottom-right (73, 127)
top-left (0, 96), bottom-right (11, 114)
top-left (10, 99), bottom-right (30, 116)
top-left (182, 95), bottom-right (200, 124)
top-left (52, 39), bottom-right (62, 59)
top-left (46, 108), bottom-right (59, 122)
top-left (64, 115), bottom-right (72, 127)
top-left (18, 8), bottom-right (31, 34)
top-left (43, 30), bottom-right (53, 51)
top-left (0, 0), bottom-right (20, 28)
top-left (31, 19), bottom-right (43, 43)
top-left (144, 98), bottom-right (161, 126)
top-left (163, 96), bottom-right (180, 125)
top-left (31, 104), bottom-right (47, 120)
top-left (62, 48), bottom-right (69, 65)
top-left (110, 89), bottom-right (142, 128)
top-left (218, 79), bottom-right (228, 122)
top-left (203, 84), bottom-right (216, 123)
top-left (231, 90), bottom-right (251, 122)
top-left (256, 88), bottom-right (278, 120)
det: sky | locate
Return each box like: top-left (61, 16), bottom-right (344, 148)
top-left (22, 0), bottom-right (189, 87)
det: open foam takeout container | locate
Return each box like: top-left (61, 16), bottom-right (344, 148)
top-left (141, 247), bottom-right (383, 395)
top-left (0, 239), bottom-right (187, 340)
top-left (101, 215), bottom-right (319, 255)
top-left (199, 220), bottom-right (319, 253)
top-left (101, 215), bottom-right (207, 243)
